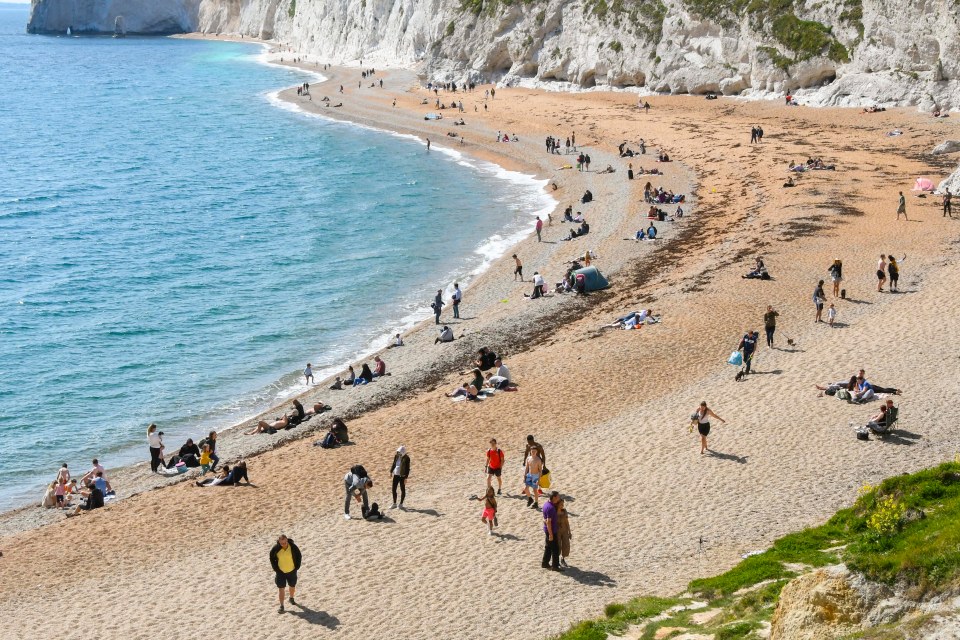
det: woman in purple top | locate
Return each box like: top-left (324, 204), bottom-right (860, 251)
top-left (541, 491), bottom-right (563, 571)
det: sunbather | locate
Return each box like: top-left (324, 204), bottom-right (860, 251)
top-left (196, 461), bottom-right (250, 486)
top-left (247, 414), bottom-right (290, 435)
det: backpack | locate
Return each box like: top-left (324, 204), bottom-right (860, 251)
top-left (350, 464), bottom-right (368, 478)
top-left (837, 389), bottom-right (852, 401)
top-left (320, 432), bottom-right (339, 449)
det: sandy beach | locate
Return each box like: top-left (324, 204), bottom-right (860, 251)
top-left (2, 47), bottom-right (960, 640)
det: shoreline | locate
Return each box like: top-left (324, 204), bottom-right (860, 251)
top-left (0, 47), bottom-right (694, 533)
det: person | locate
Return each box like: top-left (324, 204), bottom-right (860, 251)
top-left (944, 188), bottom-right (953, 218)
top-left (41, 482), bottom-right (57, 509)
top-left (269, 535), bottom-right (302, 614)
top-left (877, 255), bottom-right (887, 292)
top-left (373, 356), bottom-right (386, 377)
top-left (896, 191), bottom-right (907, 220)
top-left (475, 347), bottom-right (498, 371)
top-left (390, 445), bottom-right (410, 509)
top-left (852, 377), bottom-right (875, 403)
top-left (888, 255), bottom-right (900, 292)
top-left (204, 431), bottom-right (220, 472)
top-left (344, 365), bottom-right (356, 386)
top-left (480, 486), bottom-right (498, 535)
top-left (494, 358), bottom-right (510, 383)
top-left (750, 126), bottom-right (758, 144)
top-left (828, 259), bottom-right (843, 298)
top-left (542, 491), bottom-right (562, 571)
top-left (646, 222), bottom-right (657, 240)
top-left (56, 463), bottom-right (70, 485)
top-left (387, 333), bottom-right (404, 348)
top-left (693, 401), bottom-right (726, 455)
top-left (452, 282), bottom-right (462, 319)
top-left (627, 162), bottom-right (634, 180)
top-left (828, 303), bottom-right (837, 326)
top-left (512, 254), bottom-right (523, 281)
top-left (814, 280), bottom-right (826, 323)
top-left (535, 216), bottom-right (543, 242)
top-left (763, 306), bottom-right (779, 348)
top-left (426, 137), bottom-right (431, 151)
top-left (343, 468), bottom-right (372, 520)
top-left (743, 256), bottom-right (768, 279)
top-left (432, 289), bottom-right (444, 324)
top-left (196, 461), bottom-right (250, 486)
top-left (355, 363), bottom-right (374, 385)
top-left (523, 442), bottom-right (543, 509)
top-left (67, 479), bottom-right (104, 517)
top-left (435, 325), bottom-right (454, 344)
top-left (91, 471), bottom-right (113, 496)
top-left (247, 414), bottom-right (290, 435)
top-left (738, 330), bottom-right (757, 374)
top-left (557, 497), bottom-right (571, 567)
top-left (147, 424), bottom-right (164, 473)
top-left (867, 399), bottom-right (897, 434)
top-left (484, 438), bottom-right (506, 494)
top-left (530, 272), bottom-right (545, 299)
top-left (303, 363), bottom-right (314, 385)
top-left (80, 459), bottom-right (106, 484)
top-left (54, 478), bottom-right (67, 508)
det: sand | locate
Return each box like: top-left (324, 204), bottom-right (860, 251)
top-left (2, 51), bottom-right (960, 640)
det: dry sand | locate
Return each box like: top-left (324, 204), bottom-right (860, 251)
top-left (2, 51), bottom-right (960, 640)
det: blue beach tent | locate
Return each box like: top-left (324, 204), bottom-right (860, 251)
top-left (572, 266), bottom-right (609, 291)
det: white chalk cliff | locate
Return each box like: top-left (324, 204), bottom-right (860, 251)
top-left (27, 0), bottom-right (960, 109)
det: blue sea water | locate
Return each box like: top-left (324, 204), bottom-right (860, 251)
top-left (0, 4), bottom-right (551, 511)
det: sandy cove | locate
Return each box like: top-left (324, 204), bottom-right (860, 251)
top-left (2, 56), bottom-right (960, 640)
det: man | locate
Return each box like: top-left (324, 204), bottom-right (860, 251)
top-left (80, 459), bottom-right (105, 485)
top-left (944, 188), bottom-right (953, 218)
top-left (486, 438), bottom-right (505, 494)
top-left (67, 479), bottom-right (104, 517)
top-left (896, 191), bottom-right (907, 220)
top-left (542, 491), bottom-right (563, 571)
top-left (763, 306), bottom-right (779, 348)
top-left (738, 330), bottom-right (757, 374)
top-left (432, 289), bottom-right (444, 324)
top-left (512, 254), bottom-right (523, 281)
top-left (523, 448), bottom-right (543, 510)
top-left (475, 347), bottom-right (498, 371)
top-left (451, 282), bottom-right (462, 319)
top-left (524, 435), bottom-right (546, 468)
top-left (91, 471), bottom-right (112, 496)
top-left (531, 272), bottom-right (545, 299)
top-left (535, 217), bottom-right (543, 242)
top-left (269, 535), bottom-right (302, 614)
top-left (494, 358), bottom-right (510, 383)
top-left (750, 126), bottom-right (758, 144)
top-left (343, 467), bottom-right (372, 520)
top-left (390, 446), bottom-right (410, 509)
top-left (434, 325), bottom-right (454, 344)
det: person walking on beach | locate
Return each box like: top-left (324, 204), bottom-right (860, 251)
top-left (480, 486), bottom-right (498, 535)
top-left (750, 126), bottom-right (758, 144)
top-left (452, 282), bottom-right (462, 319)
top-left (557, 497), bottom-right (571, 567)
top-left (535, 216), bottom-right (543, 242)
top-left (523, 447), bottom-right (543, 510)
top-left (390, 445), bottom-right (410, 509)
top-left (763, 306), bottom-right (779, 348)
top-left (888, 255), bottom-right (900, 292)
top-left (541, 491), bottom-right (563, 571)
top-left (270, 535), bottom-right (301, 614)
top-left (693, 401), bottom-right (726, 455)
top-left (828, 259), bottom-right (843, 298)
top-left (147, 424), bottom-right (164, 473)
top-left (944, 188), bottom-right (953, 217)
top-left (303, 363), bottom-right (314, 385)
top-left (486, 438), bottom-right (505, 494)
top-left (344, 466), bottom-right (372, 520)
top-left (814, 280), bottom-right (826, 323)
top-left (827, 303), bottom-right (837, 326)
top-left (512, 254), bottom-right (523, 281)
top-left (738, 330), bottom-right (757, 374)
top-left (896, 191), bottom-right (907, 220)
top-left (876, 254), bottom-right (887, 292)
top-left (432, 289), bottom-right (444, 324)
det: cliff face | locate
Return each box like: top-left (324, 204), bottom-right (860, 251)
top-left (27, 0), bottom-right (960, 109)
top-left (28, 0), bottom-right (201, 34)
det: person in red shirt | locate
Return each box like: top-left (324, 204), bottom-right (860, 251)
top-left (485, 438), bottom-right (505, 495)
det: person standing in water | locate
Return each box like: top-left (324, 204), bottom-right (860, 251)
top-left (303, 363), bottom-right (314, 385)
top-left (426, 138), bottom-right (431, 151)
top-left (693, 401), bottom-right (726, 455)
top-left (896, 191), bottom-right (907, 220)
top-left (269, 535), bottom-right (301, 614)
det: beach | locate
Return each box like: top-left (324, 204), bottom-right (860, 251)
top-left (2, 51), bottom-right (960, 640)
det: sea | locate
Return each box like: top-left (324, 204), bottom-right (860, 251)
top-left (0, 3), bottom-right (552, 511)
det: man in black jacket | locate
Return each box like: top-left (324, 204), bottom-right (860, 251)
top-left (269, 535), bottom-right (302, 613)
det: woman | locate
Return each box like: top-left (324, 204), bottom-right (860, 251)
top-left (344, 365), bottom-right (356, 386)
top-left (828, 259), bottom-right (843, 298)
top-left (627, 162), bottom-right (634, 180)
top-left (167, 438), bottom-right (201, 468)
top-left (876, 254), bottom-right (887, 292)
top-left (887, 255), bottom-right (900, 292)
top-left (389, 445), bottom-right (410, 509)
top-left (358, 363), bottom-right (374, 385)
top-left (813, 280), bottom-right (826, 323)
top-left (480, 486), bottom-right (498, 535)
top-left (206, 431), bottom-right (220, 472)
top-left (557, 498), bottom-right (572, 567)
top-left (693, 401), bottom-right (726, 455)
top-left (147, 424), bottom-right (164, 473)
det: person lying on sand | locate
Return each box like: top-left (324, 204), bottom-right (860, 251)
top-left (247, 414), bottom-right (291, 435)
top-left (446, 382), bottom-right (479, 400)
top-left (602, 310), bottom-right (657, 330)
top-left (304, 402), bottom-right (332, 418)
top-left (597, 165), bottom-right (615, 174)
top-left (196, 461), bottom-right (250, 486)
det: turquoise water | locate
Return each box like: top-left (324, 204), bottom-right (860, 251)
top-left (0, 4), bottom-right (550, 510)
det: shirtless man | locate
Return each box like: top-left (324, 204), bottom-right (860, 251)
top-left (512, 254), bottom-right (523, 281)
top-left (247, 414), bottom-right (290, 435)
top-left (522, 437), bottom-right (545, 509)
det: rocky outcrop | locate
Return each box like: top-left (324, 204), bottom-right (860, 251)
top-left (933, 140), bottom-right (960, 155)
top-left (27, 0), bottom-right (200, 34)
top-left (26, 0), bottom-right (960, 109)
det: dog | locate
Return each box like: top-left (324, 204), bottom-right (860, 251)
top-left (734, 369), bottom-right (746, 382)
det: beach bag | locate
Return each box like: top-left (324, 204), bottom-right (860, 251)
top-left (320, 432), bottom-right (339, 449)
top-left (539, 469), bottom-right (552, 489)
top-left (824, 388), bottom-right (837, 396)
top-left (837, 389), bottom-right (852, 401)
top-left (856, 430), bottom-right (869, 441)
top-left (350, 464), bottom-right (368, 479)
top-left (728, 351), bottom-right (743, 366)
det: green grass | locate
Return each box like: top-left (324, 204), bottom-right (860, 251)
top-left (550, 462), bottom-right (960, 640)
top-left (287, 0), bottom-right (296, 18)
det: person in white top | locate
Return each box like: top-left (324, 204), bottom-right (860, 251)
top-left (494, 358), bottom-right (510, 383)
top-left (528, 272), bottom-right (546, 299)
top-left (452, 283), bottom-right (462, 319)
top-left (303, 363), bottom-right (314, 385)
top-left (876, 255), bottom-right (887, 292)
top-left (147, 424), bottom-right (165, 473)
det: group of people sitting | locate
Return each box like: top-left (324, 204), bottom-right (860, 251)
top-left (789, 158), bottom-right (836, 172)
top-left (862, 105), bottom-right (887, 113)
top-left (742, 256), bottom-right (771, 280)
top-left (635, 222), bottom-right (658, 241)
top-left (601, 309), bottom-right (660, 330)
top-left (564, 220), bottom-right (590, 240)
top-left (644, 183), bottom-right (684, 204)
top-left (816, 368), bottom-right (902, 404)
top-left (618, 139), bottom-right (646, 157)
top-left (42, 460), bottom-right (115, 516)
top-left (446, 350), bottom-right (515, 400)
top-left (331, 356), bottom-right (389, 389)
top-left (246, 399), bottom-right (333, 435)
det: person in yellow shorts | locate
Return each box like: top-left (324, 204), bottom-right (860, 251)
top-left (269, 535), bottom-right (302, 614)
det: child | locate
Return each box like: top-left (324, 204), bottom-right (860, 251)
top-left (480, 486), bottom-right (498, 535)
top-left (827, 303), bottom-right (837, 326)
top-left (55, 479), bottom-right (67, 508)
top-left (303, 363), bottom-right (314, 385)
top-left (199, 444), bottom-right (212, 475)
